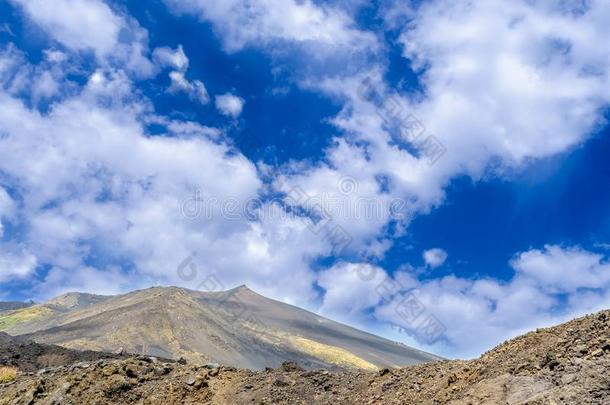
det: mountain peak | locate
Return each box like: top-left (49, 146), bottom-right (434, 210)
top-left (45, 292), bottom-right (109, 311)
top-left (226, 284), bottom-right (264, 298)
top-left (146, 285), bottom-right (255, 296)
top-left (3, 284), bottom-right (440, 370)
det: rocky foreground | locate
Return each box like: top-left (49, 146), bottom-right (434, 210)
top-left (1, 310), bottom-right (610, 404)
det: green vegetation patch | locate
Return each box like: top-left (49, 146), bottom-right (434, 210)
top-left (0, 306), bottom-right (53, 331)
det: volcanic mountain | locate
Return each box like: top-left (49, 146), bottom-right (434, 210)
top-left (0, 286), bottom-right (440, 370)
top-left (1, 308), bottom-right (609, 404)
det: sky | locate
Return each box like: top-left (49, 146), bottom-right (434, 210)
top-left (0, 0), bottom-right (609, 359)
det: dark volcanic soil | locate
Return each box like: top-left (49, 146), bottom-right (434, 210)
top-left (1, 310), bottom-right (610, 404)
top-left (0, 332), bottom-right (128, 373)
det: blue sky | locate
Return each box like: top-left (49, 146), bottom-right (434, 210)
top-left (1, 0), bottom-right (610, 359)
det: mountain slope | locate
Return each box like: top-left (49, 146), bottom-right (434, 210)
top-left (0, 286), bottom-right (440, 370)
top-left (0, 292), bottom-right (109, 332)
top-left (0, 301), bottom-right (34, 313)
top-left (1, 309), bottom-right (609, 404)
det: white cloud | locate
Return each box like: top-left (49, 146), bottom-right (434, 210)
top-left (0, 44), bottom-right (72, 106)
top-left (168, 71), bottom-right (209, 104)
top-left (39, 265), bottom-right (138, 298)
top-left (215, 93), bottom-right (245, 118)
top-left (318, 262), bottom-right (389, 324)
top-left (10, 0), bottom-right (154, 76)
top-left (288, 0), bottom-right (610, 266)
top-left (153, 45), bottom-right (189, 71)
top-left (43, 49), bottom-right (68, 64)
top-left (511, 245), bottom-right (610, 293)
top-left (0, 49), bottom-right (335, 304)
top-left (158, 118), bottom-right (220, 139)
top-left (0, 43), bottom-right (31, 95)
top-left (2, 0), bottom-right (610, 361)
top-left (400, 0), bottom-right (610, 169)
top-left (152, 45), bottom-right (209, 105)
top-left (163, 0), bottom-right (376, 53)
top-left (0, 187), bottom-right (15, 238)
top-left (11, 0), bottom-right (121, 55)
top-left (423, 248), bottom-right (448, 268)
top-left (0, 244), bottom-right (37, 282)
top-left (320, 245), bottom-right (610, 358)
top-left (31, 70), bottom-right (60, 103)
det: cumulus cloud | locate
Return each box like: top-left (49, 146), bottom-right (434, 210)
top-left (215, 93), bottom-right (245, 118)
top-left (10, 0), bottom-right (154, 76)
top-left (163, 0), bottom-right (376, 53)
top-left (319, 245), bottom-right (610, 358)
top-left (423, 248), bottom-right (448, 268)
top-left (0, 187), bottom-right (15, 238)
top-left (38, 265), bottom-right (140, 298)
top-left (318, 262), bottom-right (389, 324)
top-left (152, 45), bottom-right (189, 71)
top-left (511, 245), bottom-right (610, 293)
top-left (0, 67), bottom-right (250, 286)
top-left (401, 0), bottom-right (610, 167)
top-left (11, 0), bottom-right (121, 55)
top-left (152, 45), bottom-right (209, 104)
top-left (168, 71), bottom-right (209, 104)
top-left (0, 244), bottom-right (37, 282)
top-left (2, 0), bottom-right (610, 362)
top-left (0, 47), bottom-right (334, 304)
top-left (289, 0), bottom-right (610, 265)
top-left (0, 44), bottom-right (74, 107)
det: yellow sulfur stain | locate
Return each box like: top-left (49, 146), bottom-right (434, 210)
top-left (289, 336), bottom-right (379, 371)
top-left (0, 366), bottom-right (17, 383)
